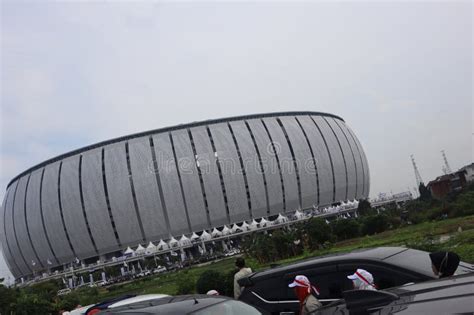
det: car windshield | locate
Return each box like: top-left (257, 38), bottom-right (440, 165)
top-left (191, 300), bottom-right (262, 315)
top-left (385, 249), bottom-right (474, 275)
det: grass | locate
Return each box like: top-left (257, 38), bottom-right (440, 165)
top-left (76, 215), bottom-right (474, 304)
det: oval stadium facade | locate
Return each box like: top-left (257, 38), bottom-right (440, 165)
top-left (1, 112), bottom-right (369, 279)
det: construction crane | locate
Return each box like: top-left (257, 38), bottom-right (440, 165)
top-left (410, 154), bottom-right (424, 187)
top-left (441, 150), bottom-right (452, 174)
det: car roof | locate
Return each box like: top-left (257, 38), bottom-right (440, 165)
top-left (250, 247), bottom-right (411, 279)
top-left (99, 294), bottom-right (233, 314)
top-left (109, 294), bottom-right (170, 308)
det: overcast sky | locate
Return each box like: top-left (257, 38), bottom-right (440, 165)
top-left (0, 1), bottom-right (472, 281)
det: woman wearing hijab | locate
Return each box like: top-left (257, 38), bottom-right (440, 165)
top-left (288, 275), bottom-right (321, 315)
top-left (429, 251), bottom-right (460, 278)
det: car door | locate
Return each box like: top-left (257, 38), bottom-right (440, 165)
top-left (239, 274), bottom-right (289, 315)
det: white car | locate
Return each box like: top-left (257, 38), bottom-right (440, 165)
top-left (85, 294), bottom-right (170, 313)
top-left (153, 266), bottom-right (167, 274)
top-left (57, 288), bottom-right (72, 296)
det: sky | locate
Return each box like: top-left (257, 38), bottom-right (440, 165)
top-left (0, 1), bottom-right (472, 281)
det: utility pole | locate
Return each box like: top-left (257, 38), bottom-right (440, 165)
top-left (410, 154), bottom-right (423, 187)
top-left (441, 150), bottom-right (452, 174)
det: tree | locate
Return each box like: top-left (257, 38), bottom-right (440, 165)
top-left (305, 218), bottom-right (332, 249)
top-left (357, 199), bottom-right (375, 216)
top-left (0, 285), bottom-right (18, 314)
top-left (418, 183), bottom-right (432, 202)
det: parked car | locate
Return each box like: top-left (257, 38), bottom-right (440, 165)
top-left (93, 294), bottom-right (268, 314)
top-left (311, 273), bottom-right (474, 314)
top-left (57, 288), bottom-right (72, 296)
top-left (94, 280), bottom-right (108, 287)
top-left (238, 247), bottom-right (474, 315)
top-left (85, 294), bottom-right (169, 314)
top-left (153, 265), bottom-right (167, 274)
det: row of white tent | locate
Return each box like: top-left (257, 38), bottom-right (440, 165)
top-left (121, 203), bottom-right (359, 256)
top-left (122, 213), bottom-right (297, 256)
top-left (320, 200), bottom-right (359, 214)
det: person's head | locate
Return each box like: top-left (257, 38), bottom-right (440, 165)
top-left (288, 275), bottom-right (320, 304)
top-left (206, 289), bottom-right (219, 296)
top-left (235, 257), bottom-right (246, 269)
top-left (429, 251), bottom-right (460, 278)
top-left (347, 269), bottom-right (376, 290)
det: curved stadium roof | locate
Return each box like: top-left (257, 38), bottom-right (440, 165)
top-left (1, 111), bottom-right (369, 279)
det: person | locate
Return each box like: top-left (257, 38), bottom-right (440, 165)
top-left (429, 251), bottom-right (460, 278)
top-left (288, 275), bottom-right (321, 315)
top-left (206, 289), bottom-right (219, 296)
top-left (233, 257), bottom-right (252, 299)
top-left (347, 269), bottom-right (377, 290)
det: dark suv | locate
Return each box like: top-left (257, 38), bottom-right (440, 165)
top-left (312, 273), bottom-right (474, 314)
top-left (238, 247), bottom-right (474, 315)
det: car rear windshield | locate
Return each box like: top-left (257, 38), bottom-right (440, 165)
top-left (385, 249), bottom-right (474, 275)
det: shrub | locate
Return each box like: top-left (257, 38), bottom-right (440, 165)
top-left (223, 269), bottom-right (237, 297)
top-left (360, 214), bottom-right (390, 235)
top-left (176, 275), bottom-right (195, 295)
top-left (330, 219), bottom-right (360, 241)
top-left (195, 270), bottom-right (225, 295)
top-left (15, 292), bottom-right (53, 315)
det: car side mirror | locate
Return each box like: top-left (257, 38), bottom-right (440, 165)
top-left (342, 289), bottom-right (399, 314)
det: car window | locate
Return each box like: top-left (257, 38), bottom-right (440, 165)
top-left (285, 271), bottom-right (347, 300)
top-left (338, 263), bottom-right (425, 290)
top-left (192, 300), bottom-right (262, 315)
top-left (283, 266), bottom-right (343, 300)
top-left (250, 276), bottom-right (286, 300)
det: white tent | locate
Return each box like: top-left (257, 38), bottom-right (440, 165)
top-left (294, 210), bottom-right (305, 220)
top-left (231, 223), bottom-right (243, 233)
top-left (179, 234), bottom-right (191, 246)
top-left (124, 246), bottom-right (135, 255)
top-left (135, 244), bottom-right (146, 255)
top-left (200, 230), bottom-right (212, 241)
top-left (222, 225), bottom-right (232, 235)
top-left (145, 242), bottom-right (157, 254)
top-left (157, 239), bottom-right (169, 250)
top-left (168, 237), bottom-right (179, 248)
top-left (260, 218), bottom-right (269, 227)
top-left (274, 214), bottom-right (288, 224)
top-left (211, 228), bottom-right (222, 237)
top-left (190, 232), bottom-right (200, 241)
top-left (249, 219), bottom-right (259, 230)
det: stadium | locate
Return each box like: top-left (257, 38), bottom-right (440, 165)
top-left (1, 111), bottom-right (369, 280)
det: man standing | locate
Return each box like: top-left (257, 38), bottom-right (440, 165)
top-left (233, 257), bottom-right (252, 299)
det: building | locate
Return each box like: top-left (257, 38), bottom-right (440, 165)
top-left (0, 111), bottom-right (369, 280)
top-left (427, 171), bottom-right (467, 200)
top-left (459, 163), bottom-right (474, 183)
